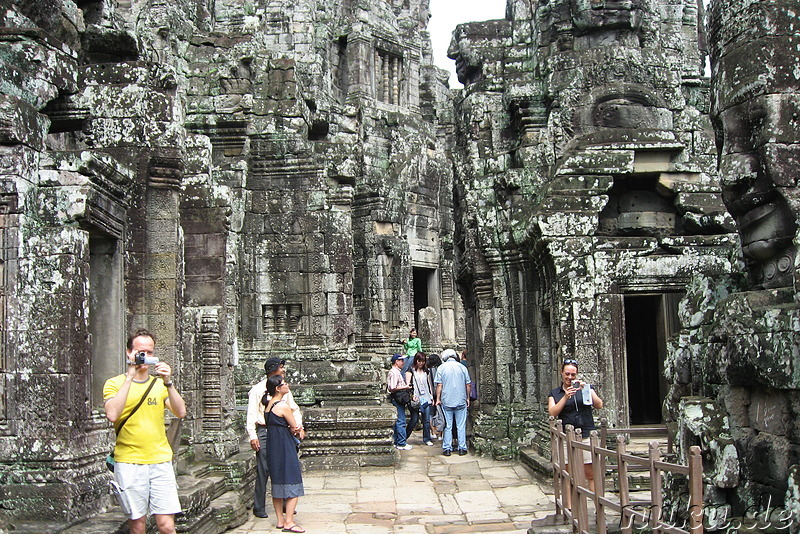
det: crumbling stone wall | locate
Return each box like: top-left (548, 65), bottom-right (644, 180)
top-left (0, 0), bottom-right (456, 529)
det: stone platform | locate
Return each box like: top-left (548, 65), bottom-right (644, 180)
top-left (230, 438), bottom-right (554, 533)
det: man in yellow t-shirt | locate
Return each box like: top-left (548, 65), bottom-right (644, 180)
top-left (104, 328), bottom-right (186, 534)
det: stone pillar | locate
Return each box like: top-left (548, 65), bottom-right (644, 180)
top-left (345, 32), bottom-right (373, 102)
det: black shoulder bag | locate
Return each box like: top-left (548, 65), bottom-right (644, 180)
top-left (106, 377), bottom-right (157, 472)
top-left (390, 372), bottom-right (412, 407)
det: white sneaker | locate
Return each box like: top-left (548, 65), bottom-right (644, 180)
top-left (425, 441), bottom-right (434, 446)
top-left (396, 444), bottom-right (413, 450)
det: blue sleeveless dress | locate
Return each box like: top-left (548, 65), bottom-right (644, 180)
top-left (265, 401), bottom-right (304, 498)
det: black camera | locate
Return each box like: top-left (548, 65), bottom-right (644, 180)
top-left (572, 380), bottom-right (581, 389)
top-left (134, 351), bottom-right (159, 365)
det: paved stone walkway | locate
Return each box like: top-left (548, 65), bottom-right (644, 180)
top-left (229, 441), bottom-right (555, 534)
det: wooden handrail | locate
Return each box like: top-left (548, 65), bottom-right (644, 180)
top-left (536, 416), bottom-right (703, 534)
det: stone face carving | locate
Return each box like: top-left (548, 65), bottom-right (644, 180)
top-left (657, 0), bottom-right (800, 521)
top-left (677, 397), bottom-right (739, 488)
top-left (708, 1), bottom-right (799, 290)
top-left (447, 20), bottom-right (510, 87)
top-left (570, 0), bottom-right (647, 37)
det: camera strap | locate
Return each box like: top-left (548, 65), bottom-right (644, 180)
top-left (113, 377), bottom-right (157, 436)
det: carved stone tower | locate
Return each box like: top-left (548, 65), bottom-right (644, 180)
top-left (448, 0), bottom-right (738, 457)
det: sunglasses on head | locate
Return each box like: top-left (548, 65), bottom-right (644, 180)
top-left (563, 359), bottom-right (578, 365)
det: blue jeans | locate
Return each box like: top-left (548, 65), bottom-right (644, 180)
top-left (406, 404), bottom-right (420, 440)
top-left (417, 403), bottom-right (432, 442)
top-left (391, 398), bottom-right (408, 446)
top-left (442, 404), bottom-right (467, 452)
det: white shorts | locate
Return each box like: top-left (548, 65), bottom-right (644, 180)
top-left (562, 435), bottom-right (593, 465)
top-left (114, 461), bottom-right (182, 519)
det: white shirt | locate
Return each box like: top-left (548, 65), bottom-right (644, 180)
top-left (245, 377), bottom-right (303, 441)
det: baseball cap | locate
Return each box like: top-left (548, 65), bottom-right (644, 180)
top-left (391, 353), bottom-right (406, 362)
top-left (264, 357), bottom-right (285, 374)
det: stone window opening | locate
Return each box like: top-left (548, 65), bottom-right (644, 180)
top-left (598, 173), bottom-right (678, 237)
top-left (375, 49), bottom-right (403, 105)
top-left (89, 233), bottom-right (124, 408)
top-left (262, 303), bottom-right (303, 334)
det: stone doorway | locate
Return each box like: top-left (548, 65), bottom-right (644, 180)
top-left (622, 293), bottom-right (681, 425)
top-left (413, 266), bottom-right (436, 327)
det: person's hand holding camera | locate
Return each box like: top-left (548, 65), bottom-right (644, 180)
top-left (154, 361), bottom-right (173, 385)
top-left (566, 380), bottom-right (581, 398)
top-left (125, 361), bottom-right (139, 380)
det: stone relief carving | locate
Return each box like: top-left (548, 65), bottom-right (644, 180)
top-left (709, 1), bottom-right (799, 290)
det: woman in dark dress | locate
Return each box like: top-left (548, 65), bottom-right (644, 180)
top-left (262, 374), bottom-right (305, 532)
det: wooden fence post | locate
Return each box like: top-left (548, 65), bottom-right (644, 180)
top-left (648, 441), bottom-right (663, 529)
top-left (570, 426), bottom-right (589, 533)
top-left (600, 417), bottom-right (608, 449)
top-left (550, 417), bottom-right (562, 518)
top-left (556, 418), bottom-right (570, 523)
top-left (688, 445), bottom-right (704, 533)
top-left (591, 430), bottom-right (606, 534)
top-left (618, 435), bottom-right (632, 534)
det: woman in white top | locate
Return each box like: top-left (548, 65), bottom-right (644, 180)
top-left (408, 353), bottom-right (435, 446)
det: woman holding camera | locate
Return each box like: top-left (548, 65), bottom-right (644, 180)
top-left (548, 358), bottom-right (603, 500)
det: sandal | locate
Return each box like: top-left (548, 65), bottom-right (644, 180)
top-left (282, 525), bottom-right (305, 533)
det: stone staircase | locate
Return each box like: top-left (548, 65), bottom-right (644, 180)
top-left (54, 451), bottom-right (254, 534)
top-left (298, 382), bottom-right (397, 469)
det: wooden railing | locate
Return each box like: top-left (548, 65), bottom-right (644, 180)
top-left (539, 417), bottom-right (703, 534)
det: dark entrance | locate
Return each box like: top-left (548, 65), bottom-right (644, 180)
top-left (623, 294), bottom-right (678, 425)
top-left (412, 267), bottom-right (432, 327)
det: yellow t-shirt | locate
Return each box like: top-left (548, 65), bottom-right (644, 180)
top-left (103, 375), bottom-right (173, 464)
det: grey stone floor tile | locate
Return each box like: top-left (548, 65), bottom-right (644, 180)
top-left (227, 443), bottom-right (554, 533)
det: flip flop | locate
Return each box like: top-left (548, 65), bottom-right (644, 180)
top-left (282, 525), bottom-right (305, 533)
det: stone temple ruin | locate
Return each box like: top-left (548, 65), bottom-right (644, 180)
top-left (0, 0), bottom-right (798, 531)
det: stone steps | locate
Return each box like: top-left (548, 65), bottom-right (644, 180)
top-left (300, 403), bottom-right (397, 469)
top-left (519, 447), bottom-right (554, 478)
top-left (56, 451), bottom-right (254, 534)
top-left (304, 381), bottom-right (387, 407)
